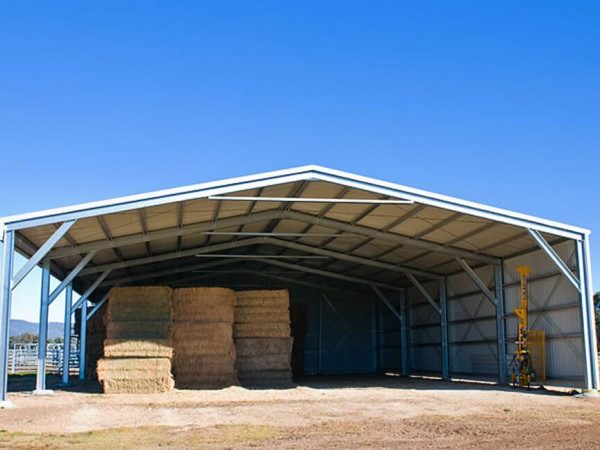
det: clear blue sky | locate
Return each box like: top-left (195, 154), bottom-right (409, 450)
top-left (1, 2), bottom-right (599, 322)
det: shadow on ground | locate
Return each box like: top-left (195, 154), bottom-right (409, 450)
top-left (8, 372), bottom-right (567, 397)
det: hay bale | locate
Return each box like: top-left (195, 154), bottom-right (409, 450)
top-left (106, 321), bottom-right (171, 339)
top-left (101, 377), bottom-right (174, 394)
top-left (171, 322), bottom-right (232, 343)
top-left (107, 286), bottom-right (172, 322)
top-left (103, 339), bottom-right (173, 358)
top-left (97, 357), bottom-right (171, 373)
top-left (172, 288), bottom-right (235, 322)
top-left (235, 290), bottom-right (289, 308)
top-left (234, 309), bottom-right (290, 324)
top-left (233, 322), bottom-right (291, 339)
top-left (235, 338), bottom-right (293, 357)
top-left (236, 353), bottom-right (291, 371)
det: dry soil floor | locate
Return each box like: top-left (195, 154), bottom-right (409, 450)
top-left (1, 375), bottom-right (599, 449)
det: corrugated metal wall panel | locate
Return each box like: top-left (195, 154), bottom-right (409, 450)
top-left (503, 240), bottom-right (585, 383)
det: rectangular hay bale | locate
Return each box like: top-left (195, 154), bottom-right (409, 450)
top-left (172, 287), bottom-right (236, 322)
top-left (106, 321), bottom-right (171, 339)
top-left (103, 339), bottom-right (173, 358)
top-left (235, 290), bottom-right (289, 308)
top-left (233, 322), bottom-right (291, 339)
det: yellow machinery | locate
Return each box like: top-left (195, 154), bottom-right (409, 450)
top-left (510, 265), bottom-right (546, 387)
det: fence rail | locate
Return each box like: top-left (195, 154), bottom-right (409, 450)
top-left (7, 343), bottom-right (80, 375)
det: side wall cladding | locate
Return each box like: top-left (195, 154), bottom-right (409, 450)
top-left (406, 240), bottom-right (585, 384)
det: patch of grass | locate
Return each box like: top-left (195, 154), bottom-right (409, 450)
top-left (0, 424), bottom-right (282, 449)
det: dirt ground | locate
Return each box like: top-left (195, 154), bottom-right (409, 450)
top-left (1, 374), bottom-right (600, 449)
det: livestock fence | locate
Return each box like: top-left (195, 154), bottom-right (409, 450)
top-left (7, 343), bottom-right (80, 375)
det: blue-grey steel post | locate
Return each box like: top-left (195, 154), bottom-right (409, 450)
top-left (79, 302), bottom-right (87, 380)
top-left (439, 279), bottom-right (449, 380)
top-left (371, 297), bottom-right (378, 372)
top-left (582, 235), bottom-right (599, 391)
top-left (400, 289), bottom-right (409, 376)
top-left (494, 264), bottom-right (507, 384)
top-left (577, 238), bottom-right (596, 392)
top-left (0, 230), bottom-right (15, 403)
top-left (35, 260), bottom-right (51, 392)
top-left (61, 284), bottom-right (73, 385)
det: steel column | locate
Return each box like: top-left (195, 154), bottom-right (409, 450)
top-left (61, 284), bottom-right (73, 385)
top-left (439, 279), bottom-right (449, 380)
top-left (576, 240), bottom-right (595, 391)
top-left (400, 289), bottom-right (409, 376)
top-left (494, 264), bottom-right (507, 384)
top-left (582, 235), bottom-right (599, 390)
top-left (371, 298), bottom-right (378, 372)
top-left (35, 260), bottom-right (52, 393)
top-left (0, 231), bottom-right (15, 405)
top-left (79, 303), bottom-right (87, 380)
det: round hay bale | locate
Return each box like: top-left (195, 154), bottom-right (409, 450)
top-left (235, 290), bottom-right (289, 308)
top-left (235, 338), bottom-right (293, 357)
top-left (233, 322), bottom-right (290, 339)
top-left (235, 353), bottom-right (291, 372)
top-left (106, 321), bottom-right (171, 339)
top-left (172, 288), bottom-right (236, 322)
top-left (103, 339), bottom-right (173, 358)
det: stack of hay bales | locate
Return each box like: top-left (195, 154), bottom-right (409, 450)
top-left (86, 303), bottom-right (107, 380)
top-left (234, 290), bottom-right (293, 388)
top-left (96, 287), bottom-right (174, 394)
top-left (171, 287), bottom-right (238, 389)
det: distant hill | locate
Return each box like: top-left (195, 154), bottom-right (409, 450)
top-left (10, 320), bottom-right (63, 339)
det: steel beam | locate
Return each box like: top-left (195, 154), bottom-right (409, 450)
top-left (82, 235), bottom-right (442, 281)
top-left (48, 251), bottom-right (97, 304)
top-left (372, 287), bottom-right (402, 322)
top-left (35, 260), bottom-right (51, 393)
top-left (0, 231), bottom-right (15, 404)
top-left (88, 294), bottom-right (108, 320)
top-left (99, 258), bottom-right (244, 287)
top-left (284, 210), bottom-right (500, 266)
top-left (405, 274), bottom-right (440, 314)
top-left (439, 279), bottom-right (449, 380)
top-left (264, 238), bottom-right (442, 280)
top-left (72, 270), bottom-right (111, 311)
top-left (255, 258), bottom-right (404, 291)
top-left (47, 210), bottom-right (286, 260)
top-left (81, 238), bottom-right (265, 276)
top-left (61, 283), bottom-right (73, 385)
top-left (494, 264), bottom-right (507, 384)
top-left (528, 229), bottom-right (580, 290)
top-left (209, 195), bottom-right (413, 204)
top-left (455, 258), bottom-right (497, 306)
top-left (11, 220), bottom-right (75, 289)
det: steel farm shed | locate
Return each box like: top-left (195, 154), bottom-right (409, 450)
top-left (0, 165), bottom-right (597, 404)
